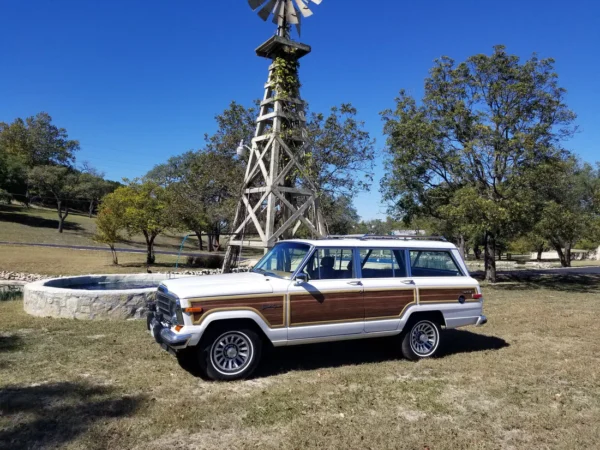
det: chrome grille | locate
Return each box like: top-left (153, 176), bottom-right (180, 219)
top-left (156, 291), bottom-right (174, 323)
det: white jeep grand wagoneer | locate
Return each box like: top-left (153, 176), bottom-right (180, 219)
top-left (148, 236), bottom-right (486, 381)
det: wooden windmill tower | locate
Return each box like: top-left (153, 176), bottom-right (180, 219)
top-left (223, 0), bottom-right (326, 272)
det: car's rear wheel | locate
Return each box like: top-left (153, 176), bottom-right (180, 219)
top-left (401, 319), bottom-right (441, 361)
top-left (199, 327), bottom-right (262, 381)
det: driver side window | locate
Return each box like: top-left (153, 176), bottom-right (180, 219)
top-left (300, 248), bottom-right (354, 280)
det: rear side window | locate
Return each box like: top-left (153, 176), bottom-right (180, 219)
top-left (409, 250), bottom-right (462, 277)
top-left (359, 249), bottom-right (408, 278)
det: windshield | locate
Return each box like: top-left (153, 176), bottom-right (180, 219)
top-left (252, 242), bottom-right (311, 279)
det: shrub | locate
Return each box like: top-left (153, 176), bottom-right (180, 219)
top-left (0, 189), bottom-right (13, 204)
top-left (186, 254), bottom-right (224, 269)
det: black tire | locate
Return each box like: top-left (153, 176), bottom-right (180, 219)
top-left (176, 348), bottom-right (203, 377)
top-left (198, 327), bottom-right (263, 381)
top-left (401, 319), bottom-right (441, 361)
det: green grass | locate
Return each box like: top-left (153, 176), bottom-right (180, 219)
top-left (2, 275), bottom-right (600, 449)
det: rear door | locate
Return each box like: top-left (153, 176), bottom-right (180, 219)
top-left (359, 248), bottom-right (417, 333)
top-left (409, 249), bottom-right (481, 326)
top-left (287, 247), bottom-right (364, 340)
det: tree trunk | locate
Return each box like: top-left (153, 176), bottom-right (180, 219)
top-left (551, 241), bottom-right (571, 268)
top-left (473, 245), bottom-right (482, 260)
top-left (144, 232), bottom-right (156, 264)
top-left (213, 224), bottom-right (221, 251)
top-left (484, 232), bottom-right (497, 283)
top-left (194, 231), bottom-right (204, 251)
top-left (536, 246), bottom-right (544, 261)
top-left (88, 200), bottom-right (95, 218)
top-left (57, 200), bottom-right (69, 234)
top-left (207, 234), bottom-right (214, 252)
top-left (458, 235), bottom-right (466, 260)
top-left (109, 244), bottom-right (119, 265)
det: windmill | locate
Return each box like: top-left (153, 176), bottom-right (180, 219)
top-left (222, 0), bottom-right (326, 272)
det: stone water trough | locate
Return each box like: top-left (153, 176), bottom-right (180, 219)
top-left (24, 274), bottom-right (174, 320)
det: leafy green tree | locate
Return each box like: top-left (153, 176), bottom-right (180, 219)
top-left (0, 112), bottom-right (80, 204)
top-left (533, 160), bottom-right (600, 266)
top-left (77, 164), bottom-right (119, 217)
top-left (147, 150), bottom-right (243, 252)
top-left (320, 195), bottom-right (360, 235)
top-left (94, 198), bottom-right (126, 265)
top-left (381, 46), bottom-right (576, 281)
top-left (28, 165), bottom-right (80, 233)
top-left (101, 181), bottom-right (173, 264)
top-left (304, 104), bottom-right (376, 198)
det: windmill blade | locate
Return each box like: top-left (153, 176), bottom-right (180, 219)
top-left (248, 0), bottom-right (264, 10)
top-left (285, 0), bottom-right (299, 24)
top-left (310, 0), bottom-right (322, 4)
top-left (295, 8), bottom-right (302, 36)
top-left (258, 0), bottom-right (278, 21)
top-left (294, 0), bottom-right (313, 17)
top-left (272, 0), bottom-right (285, 25)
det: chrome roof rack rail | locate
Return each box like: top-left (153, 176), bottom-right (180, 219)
top-left (320, 234), bottom-right (448, 242)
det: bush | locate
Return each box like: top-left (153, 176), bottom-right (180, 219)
top-left (186, 254), bottom-right (224, 269)
top-left (0, 189), bottom-right (13, 204)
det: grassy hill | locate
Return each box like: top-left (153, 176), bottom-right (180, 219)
top-left (0, 204), bottom-right (229, 275)
top-left (0, 204), bottom-right (204, 252)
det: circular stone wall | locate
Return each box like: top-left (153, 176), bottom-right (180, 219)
top-left (24, 274), bottom-right (171, 320)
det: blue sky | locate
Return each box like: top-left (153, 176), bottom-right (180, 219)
top-left (1, 0), bottom-right (599, 220)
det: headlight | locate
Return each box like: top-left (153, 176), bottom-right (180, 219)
top-left (171, 299), bottom-right (183, 325)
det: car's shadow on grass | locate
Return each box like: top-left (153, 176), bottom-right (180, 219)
top-left (256, 329), bottom-right (509, 378)
top-left (0, 207), bottom-right (83, 231)
top-left (0, 382), bottom-right (144, 450)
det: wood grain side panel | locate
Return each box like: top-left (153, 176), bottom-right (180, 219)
top-left (419, 288), bottom-right (476, 303)
top-left (191, 296), bottom-right (285, 327)
top-left (364, 290), bottom-right (415, 319)
top-left (290, 291), bottom-right (363, 325)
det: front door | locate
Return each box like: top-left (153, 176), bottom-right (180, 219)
top-left (359, 248), bottom-right (417, 333)
top-left (288, 247), bottom-right (363, 340)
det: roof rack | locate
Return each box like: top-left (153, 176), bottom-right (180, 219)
top-left (322, 234), bottom-right (448, 242)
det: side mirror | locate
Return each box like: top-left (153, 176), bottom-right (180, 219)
top-left (294, 273), bottom-right (308, 286)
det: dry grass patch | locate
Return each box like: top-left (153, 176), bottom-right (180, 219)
top-left (1, 275), bottom-right (600, 449)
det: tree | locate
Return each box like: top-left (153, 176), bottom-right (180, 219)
top-left (146, 150), bottom-right (242, 252)
top-left (0, 112), bottom-right (80, 204)
top-left (94, 199), bottom-right (125, 265)
top-left (320, 195), bottom-right (360, 235)
top-left (28, 166), bottom-right (80, 233)
top-left (77, 165), bottom-right (118, 218)
top-left (381, 46), bottom-right (576, 282)
top-left (101, 181), bottom-right (172, 264)
top-left (534, 160), bottom-right (600, 266)
top-left (303, 104), bottom-right (376, 198)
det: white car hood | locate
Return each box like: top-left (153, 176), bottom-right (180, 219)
top-left (160, 272), bottom-right (287, 300)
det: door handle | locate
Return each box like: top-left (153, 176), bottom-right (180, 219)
top-left (347, 281), bottom-right (362, 286)
top-left (401, 280), bottom-right (415, 285)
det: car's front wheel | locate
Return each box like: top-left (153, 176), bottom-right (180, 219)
top-left (401, 319), bottom-right (441, 361)
top-left (198, 327), bottom-right (262, 381)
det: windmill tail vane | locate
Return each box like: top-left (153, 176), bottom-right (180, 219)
top-left (248, 0), bottom-right (322, 36)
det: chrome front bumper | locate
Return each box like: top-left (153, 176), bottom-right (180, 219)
top-left (148, 315), bottom-right (192, 350)
top-left (475, 315), bottom-right (488, 327)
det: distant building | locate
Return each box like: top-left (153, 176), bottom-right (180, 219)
top-left (391, 230), bottom-right (427, 236)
